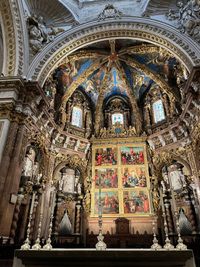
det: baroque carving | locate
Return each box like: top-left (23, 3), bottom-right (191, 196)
top-left (28, 15), bottom-right (64, 55)
top-left (99, 125), bottom-right (137, 138)
top-left (168, 0), bottom-right (200, 43)
top-left (98, 4), bottom-right (123, 20)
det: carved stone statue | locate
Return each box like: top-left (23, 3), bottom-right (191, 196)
top-left (28, 15), bottom-right (64, 54)
top-left (167, 0), bottom-right (200, 43)
top-left (29, 25), bottom-right (43, 53)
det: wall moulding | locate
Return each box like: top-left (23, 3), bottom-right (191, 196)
top-left (0, 0), bottom-right (26, 76)
top-left (26, 18), bottom-right (200, 86)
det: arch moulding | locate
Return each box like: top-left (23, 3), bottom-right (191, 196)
top-left (26, 17), bottom-right (200, 86)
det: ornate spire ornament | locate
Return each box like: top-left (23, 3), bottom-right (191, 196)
top-left (32, 192), bottom-right (44, 250)
top-left (21, 192), bottom-right (36, 250)
top-left (171, 188), bottom-right (187, 250)
top-left (160, 188), bottom-right (174, 250)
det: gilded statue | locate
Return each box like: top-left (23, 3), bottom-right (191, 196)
top-left (152, 187), bottom-right (160, 212)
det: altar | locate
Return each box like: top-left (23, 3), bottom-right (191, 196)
top-left (13, 249), bottom-right (196, 267)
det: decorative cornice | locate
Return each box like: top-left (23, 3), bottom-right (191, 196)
top-left (0, 0), bottom-right (16, 76)
top-left (26, 18), bottom-right (200, 85)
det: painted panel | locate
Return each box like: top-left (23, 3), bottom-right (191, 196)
top-left (95, 147), bottom-right (117, 166)
top-left (123, 189), bottom-right (150, 214)
top-left (122, 166), bottom-right (147, 188)
top-left (94, 168), bottom-right (118, 189)
top-left (121, 146), bottom-right (144, 165)
top-left (94, 191), bottom-right (119, 215)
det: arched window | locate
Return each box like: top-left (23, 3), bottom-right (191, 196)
top-left (152, 100), bottom-right (165, 123)
top-left (71, 106), bottom-right (82, 128)
top-left (112, 113), bottom-right (124, 125)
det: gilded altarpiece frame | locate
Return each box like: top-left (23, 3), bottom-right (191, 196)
top-left (90, 138), bottom-right (152, 218)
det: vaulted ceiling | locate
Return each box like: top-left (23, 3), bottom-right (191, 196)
top-left (48, 39), bottom-right (187, 109)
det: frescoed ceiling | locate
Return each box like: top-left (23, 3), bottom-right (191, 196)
top-left (50, 39), bottom-right (188, 106)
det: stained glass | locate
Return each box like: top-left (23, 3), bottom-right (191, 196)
top-left (71, 106), bottom-right (82, 127)
top-left (153, 100), bottom-right (165, 123)
top-left (112, 113), bottom-right (124, 125)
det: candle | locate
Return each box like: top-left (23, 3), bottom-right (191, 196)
top-left (51, 191), bottom-right (56, 215)
top-left (171, 187), bottom-right (177, 212)
top-left (159, 188), bottom-right (165, 213)
top-left (98, 176), bottom-right (102, 217)
top-left (40, 193), bottom-right (44, 215)
top-left (30, 192), bottom-right (36, 214)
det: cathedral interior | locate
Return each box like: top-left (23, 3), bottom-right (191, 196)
top-left (0, 0), bottom-right (200, 266)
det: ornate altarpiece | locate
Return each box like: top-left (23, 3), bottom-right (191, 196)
top-left (89, 137), bottom-right (153, 233)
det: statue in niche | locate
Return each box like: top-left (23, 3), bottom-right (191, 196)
top-left (167, 0), bottom-right (200, 42)
top-left (77, 183), bottom-right (82, 195)
top-left (22, 147), bottom-right (36, 178)
top-left (83, 189), bottom-right (91, 213)
top-left (29, 24), bottom-right (44, 53)
top-left (152, 186), bottom-right (160, 212)
top-left (168, 164), bottom-right (186, 192)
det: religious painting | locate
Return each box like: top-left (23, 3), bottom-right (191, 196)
top-left (112, 113), bottom-right (124, 125)
top-left (153, 100), bottom-right (165, 123)
top-left (123, 190), bottom-right (150, 214)
top-left (122, 166), bottom-right (147, 188)
top-left (94, 168), bottom-right (118, 188)
top-left (95, 147), bottom-right (117, 166)
top-left (121, 146), bottom-right (144, 165)
top-left (71, 106), bottom-right (83, 128)
top-left (94, 192), bottom-right (119, 214)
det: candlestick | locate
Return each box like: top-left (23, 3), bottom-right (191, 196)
top-left (32, 193), bottom-right (44, 250)
top-left (151, 218), bottom-right (162, 250)
top-left (21, 193), bottom-right (36, 250)
top-left (174, 211), bottom-right (187, 250)
top-left (161, 190), bottom-right (174, 250)
top-left (96, 174), bottom-right (106, 250)
top-left (43, 190), bottom-right (56, 250)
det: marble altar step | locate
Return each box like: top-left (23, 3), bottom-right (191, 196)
top-left (13, 249), bottom-right (196, 267)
